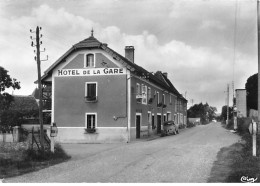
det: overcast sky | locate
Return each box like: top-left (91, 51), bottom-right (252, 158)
top-left (0, 0), bottom-right (258, 112)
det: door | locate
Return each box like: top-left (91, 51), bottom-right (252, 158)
top-left (136, 115), bottom-right (141, 138)
top-left (157, 115), bottom-right (161, 133)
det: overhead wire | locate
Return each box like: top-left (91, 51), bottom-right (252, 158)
top-left (232, 0), bottom-right (239, 101)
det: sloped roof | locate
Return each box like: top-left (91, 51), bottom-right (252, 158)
top-left (9, 95), bottom-right (39, 112)
top-left (154, 71), bottom-right (187, 102)
top-left (40, 34), bottom-right (186, 99)
top-left (40, 36), bottom-right (103, 82)
top-left (73, 36), bottom-right (102, 48)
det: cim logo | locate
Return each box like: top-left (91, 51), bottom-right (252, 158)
top-left (57, 68), bottom-right (126, 76)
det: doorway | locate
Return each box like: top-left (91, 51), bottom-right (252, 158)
top-left (136, 114), bottom-right (141, 138)
top-left (157, 114), bottom-right (161, 133)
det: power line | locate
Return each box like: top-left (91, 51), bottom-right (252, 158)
top-left (232, 0), bottom-right (239, 96)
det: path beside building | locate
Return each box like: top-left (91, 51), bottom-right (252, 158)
top-left (6, 123), bottom-right (240, 183)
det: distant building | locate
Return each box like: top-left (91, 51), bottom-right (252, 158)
top-left (188, 118), bottom-right (201, 125)
top-left (235, 89), bottom-right (247, 118)
top-left (38, 32), bottom-right (187, 143)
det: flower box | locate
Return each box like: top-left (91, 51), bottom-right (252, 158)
top-left (85, 96), bottom-right (97, 102)
top-left (85, 128), bottom-right (96, 133)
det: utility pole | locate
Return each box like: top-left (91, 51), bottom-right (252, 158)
top-left (257, 0), bottom-right (260, 134)
top-left (226, 84), bottom-right (229, 125)
top-left (232, 81), bottom-right (237, 130)
top-left (30, 26), bottom-right (48, 152)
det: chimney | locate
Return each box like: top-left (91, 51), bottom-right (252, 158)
top-left (163, 72), bottom-right (168, 78)
top-left (125, 46), bottom-right (135, 63)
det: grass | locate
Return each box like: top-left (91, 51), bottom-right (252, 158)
top-left (225, 134), bottom-right (260, 182)
top-left (208, 121), bottom-right (260, 183)
top-left (0, 143), bottom-right (71, 179)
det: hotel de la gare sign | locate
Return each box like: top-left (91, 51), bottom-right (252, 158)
top-left (57, 68), bottom-right (126, 76)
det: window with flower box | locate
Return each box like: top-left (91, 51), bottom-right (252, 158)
top-left (148, 87), bottom-right (153, 104)
top-left (136, 83), bottom-right (142, 103)
top-left (85, 82), bottom-right (97, 102)
top-left (142, 84), bottom-right (147, 104)
top-left (85, 113), bottom-right (96, 133)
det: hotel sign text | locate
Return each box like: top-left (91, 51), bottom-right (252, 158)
top-left (56, 68), bottom-right (126, 76)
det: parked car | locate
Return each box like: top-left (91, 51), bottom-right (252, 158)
top-left (161, 120), bottom-right (179, 136)
top-left (212, 119), bottom-right (217, 122)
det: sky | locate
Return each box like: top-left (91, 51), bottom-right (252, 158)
top-left (0, 0), bottom-right (258, 113)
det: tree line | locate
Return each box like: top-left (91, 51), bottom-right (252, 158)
top-left (187, 102), bottom-right (217, 124)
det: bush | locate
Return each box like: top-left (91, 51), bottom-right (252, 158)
top-left (237, 118), bottom-right (251, 134)
top-left (0, 142), bottom-right (70, 178)
top-left (225, 119), bottom-right (234, 130)
top-left (179, 124), bottom-right (186, 129)
top-left (24, 143), bottom-right (70, 161)
top-left (0, 110), bottom-right (22, 133)
top-left (187, 120), bottom-right (196, 128)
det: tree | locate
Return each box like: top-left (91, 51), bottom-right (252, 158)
top-left (187, 102), bottom-right (217, 124)
top-left (245, 73), bottom-right (257, 111)
top-left (0, 66), bottom-right (20, 132)
top-left (220, 105), bottom-right (233, 121)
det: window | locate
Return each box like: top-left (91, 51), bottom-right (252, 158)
top-left (175, 99), bottom-right (178, 112)
top-left (85, 82), bottom-right (97, 102)
top-left (86, 54), bottom-right (95, 67)
top-left (142, 84), bottom-right (147, 104)
top-left (148, 112), bottom-right (151, 127)
top-left (152, 114), bottom-right (155, 129)
top-left (163, 114), bottom-right (166, 122)
top-left (136, 83), bottom-right (141, 103)
top-left (157, 92), bottom-right (159, 105)
top-left (147, 87), bottom-right (152, 104)
top-left (162, 94), bottom-right (165, 104)
top-left (170, 95), bottom-right (172, 104)
top-left (180, 113), bottom-right (183, 124)
top-left (148, 87), bottom-right (151, 99)
top-left (136, 83), bottom-right (141, 95)
top-left (148, 87), bottom-right (152, 104)
top-left (174, 114), bottom-right (177, 124)
top-left (86, 113), bottom-right (96, 132)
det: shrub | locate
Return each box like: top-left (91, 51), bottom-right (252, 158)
top-left (24, 143), bottom-right (70, 161)
top-left (237, 118), bottom-right (251, 134)
top-left (225, 119), bottom-right (234, 130)
top-left (0, 142), bottom-right (70, 178)
top-left (187, 120), bottom-right (196, 128)
top-left (0, 110), bottom-right (22, 133)
top-left (179, 124), bottom-right (186, 129)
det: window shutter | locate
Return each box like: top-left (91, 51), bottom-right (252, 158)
top-left (93, 115), bottom-right (95, 128)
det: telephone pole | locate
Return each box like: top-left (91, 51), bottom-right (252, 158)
top-left (226, 84), bottom-right (229, 125)
top-left (30, 26), bottom-right (48, 152)
top-left (257, 0), bottom-right (260, 134)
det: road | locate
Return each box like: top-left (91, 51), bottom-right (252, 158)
top-left (6, 122), bottom-right (240, 183)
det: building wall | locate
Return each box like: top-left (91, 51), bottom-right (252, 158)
top-left (52, 49), bottom-right (129, 143)
top-left (129, 76), bottom-right (178, 139)
top-left (236, 89), bottom-right (247, 117)
top-left (48, 47), bottom-right (187, 142)
top-left (63, 52), bottom-right (118, 69)
top-left (54, 75), bottom-right (127, 127)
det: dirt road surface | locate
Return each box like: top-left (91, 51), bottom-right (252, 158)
top-left (6, 122), bottom-right (240, 183)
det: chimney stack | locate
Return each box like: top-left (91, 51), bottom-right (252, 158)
top-left (163, 72), bottom-right (168, 78)
top-left (125, 46), bottom-right (135, 63)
